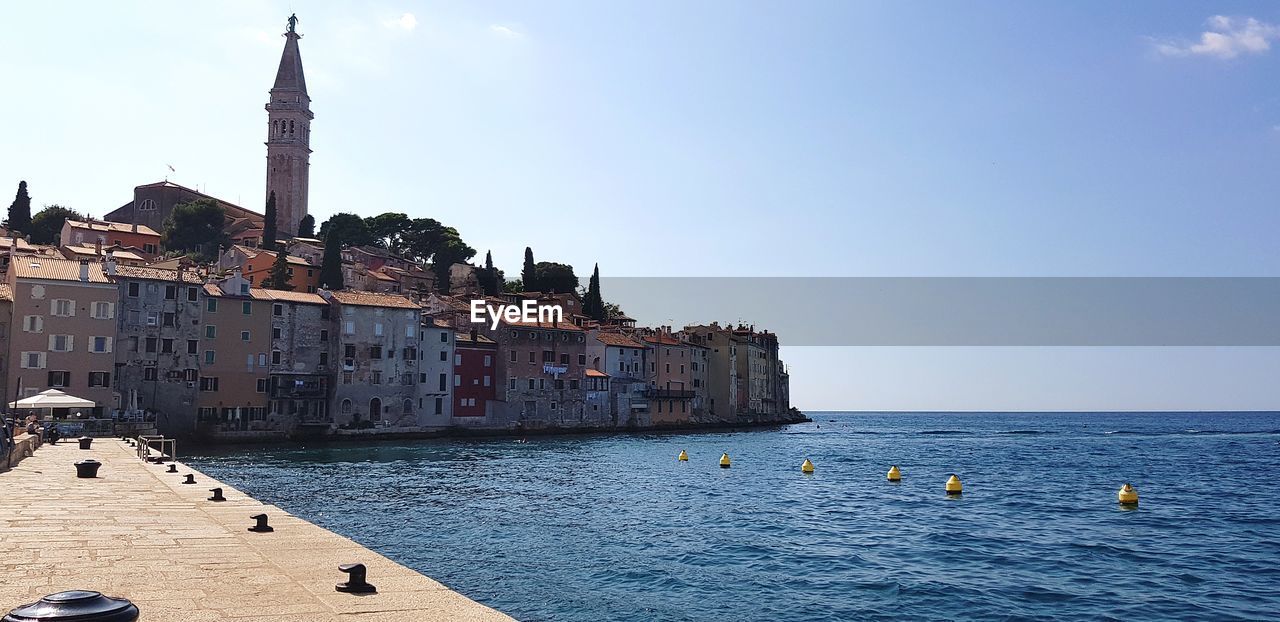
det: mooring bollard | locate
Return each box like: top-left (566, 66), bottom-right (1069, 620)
top-left (3, 589), bottom-right (139, 621)
top-left (73, 460), bottom-right (101, 479)
top-left (181, 474), bottom-right (196, 485)
top-left (166, 464), bottom-right (178, 473)
top-left (208, 488), bottom-right (225, 502)
top-left (77, 437), bottom-right (93, 450)
top-left (335, 563), bottom-right (377, 594)
top-left (248, 514), bottom-right (274, 533)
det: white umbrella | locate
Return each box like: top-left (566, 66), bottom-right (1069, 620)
top-left (8, 389), bottom-right (96, 409)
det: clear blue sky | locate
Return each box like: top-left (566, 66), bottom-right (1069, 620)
top-left (2, 2), bottom-right (1277, 410)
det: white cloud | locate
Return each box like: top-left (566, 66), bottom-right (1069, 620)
top-left (1154, 16), bottom-right (1280, 59)
top-left (384, 12), bottom-right (418, 31)
top-left (489, 24), bottom-right (522, 38)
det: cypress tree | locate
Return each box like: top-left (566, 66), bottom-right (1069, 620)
top-left (263, 191), bottom-right (278, 249)
top-left (521, 247), bottom-right (537, 292)
top-left (482, 251), bottom-right (498, 295)
top-left (264, 250), bottom-right (295, 291)
top-left (297, 214), bottom-right (315, 238)
top-left (7, 181), bottom-right (32, 233)
top-left (319, 227), bottom-right (344, 290)
top-left (583, 263), bottom-right (605, 321)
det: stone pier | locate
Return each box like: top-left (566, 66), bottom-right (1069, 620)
top-left (0, 439), bottom-right (514, 621)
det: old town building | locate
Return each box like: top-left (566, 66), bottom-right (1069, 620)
top-left (259, 289), bottom-right (332, 431)
top-left (452, 328), bottom-right (497, 425)
top-left (324, 290), bottom-right (420, 428)
top-left (417, 318), bottom-right (454, 427)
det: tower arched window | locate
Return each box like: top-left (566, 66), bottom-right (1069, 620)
top-left (289, 119), bottom-right (295, 135)
top-left (402, 399), bottom-right (413, 415)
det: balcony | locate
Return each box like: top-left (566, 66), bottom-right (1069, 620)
top-left (642, 388), bottom-right (695, 399)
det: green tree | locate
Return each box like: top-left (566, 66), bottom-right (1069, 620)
top-left (297, 214), bottom-right (315, 238)
top-left (263, 250), bottom-right (295, 291)
top-left (27, 205), bottom-right (82, 245)
top-left (263, 191), bottom-right (278, 250)
top-left (503, 278), bottom-right (523, 294)
top-left (319, 227), bottom-right (344, 290)
top-left (162, 199), bottom-right (227, 260)
top-left (603, 302), bottom-right (626, 321)
top-left (365, 212), bottom-right (412, 254)
top-left (534, 262), bottom-right (578, 294)
top-left (318, 212), bottom-right (372, 248)
top-left (6, 181), bottom-right (32, 233)
top-left (478, 250), bottom-right (502, 295)
top-left (582, 263), bottom-right (605, 320)
top-left (521, 247), bottom-right (537, 291)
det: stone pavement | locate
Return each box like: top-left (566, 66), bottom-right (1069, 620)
top-left (0, 439), bottom-right (516, 621)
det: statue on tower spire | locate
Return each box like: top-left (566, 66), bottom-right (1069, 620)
top-left (287, 13), bottom-right (298, 33)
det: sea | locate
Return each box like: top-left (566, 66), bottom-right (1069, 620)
top-left (186, 411), bottom-right (1280, 621)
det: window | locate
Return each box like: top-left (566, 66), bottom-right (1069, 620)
top-left (145, 337), bottom-right (157, 353)
top-left (207, 298), bottom-right (218, 312)
top-left (256, 378), bottom-right (268, 393)
top-left (569, 379), bottom-right (578, 390)
top-left (440, 350), bottom-right (448, 361)
top-left (406, 324), bottom-right (415, 338)
top-left (454, 375), bottom-right (461, 387)
top-left (344, 321), bottom-right (355, 335)
top-left (92, 302), bottom-right (114, 319)
top-left (344, 345), bottom-right (356, 358)
top-left (438, 374), bottom-right (447, 391)
top-left (555, 379), bottom-right (564, 390)
top-left (527, 379), bottom-right (535, 390)
top-left (455, 353), bottom-right (462, 365)
top-left (185, 369), bottom-right (197, 381)
top-left (484, 355), bottom-right (492, 367)
top-left (199, 377), bottom-right (220, 391)
top-left (340, 399), bottom-right (352, 414)
top-left (204, 350), bottom-right (215, 364)
top-left (271, 350), bottom-right (282, 365)
top-left (242, 301), bottom-right (252, 315)
top-left (509, 378), bottom-right (517, 389)
top-left (91, 337), bottom-right (112, 353)
top-left (550, 402), bottom-right (557, 411)
top-left (560, 353), bottom-right (569, 365)
top-left (258, 354), bottom-right (267, 366)
top-left (510, 350), bottom-right (517, 362)
top-left (21, 352), bottom-right (46, 369)
top-left (542, 351), bottom-right (553, 363)
top-left (403, 347), bottom-right (416, 360)
top-left (144, 243), bottom-right (157, 254)
top-left (273, 304), bottom-right (283, 316)
top-left (143, 367), bottom-right (158, 381)
top-left (321, 306), bottom-right (330, 320)
top-left (440, 332), bottom-right (448, 343)
top-left (680, 365), bottom-right (685, 374)
top-left (272, 327), bottom-right (282, 339)
top-left (88, 372), bottom-right (110, 388)
top-left (578, 354), bottom-right (586, 365)
top-left (434, 397), bottom-right (443, 415)
top-left (371, 370), bottom-right (382, 384)
top-left (48, 371), bottom-right (70, 387)
top-left (403, 399), bottom-right (414, 415)
top-left (241, 331), bottom-right (250, 341)
top-left (320, 352), bottom-right (329, 366)
top-left (146, 312), bottom-right (158, 326)
top-left (370, 346), bottom-right (383, 359)
top-left (161, 339), bottom-right (173, 354)
top-left (49, 334), bottom-right (72, 352)
top-left (164, 285), bottom-right (176, 300)
top-left (163, 312), bottom-right (175, 327)
top-left (200, 325), bottom-right (214, 339)
top-left (484, 375), bottom-right (491, 387)
top-left (187, 287), bottom-right (198, 302)
top-left (127, 310), bottom-right (140, 325)
top-left (320, 329), bottom-right (328, 342)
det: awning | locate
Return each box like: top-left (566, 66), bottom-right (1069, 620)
top-left (8, 389), bottom-right (96, 409)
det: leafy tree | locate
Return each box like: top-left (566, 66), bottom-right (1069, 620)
top-left (521, 247), bottom-right (537, 291)
top-left (6, 181), bottom-right (32, 233)
top-left (582, 263), bottom-right (605, 320)
top-left (162, 199), bottom-right (227, 260)
top-left (28, 205), bottom-right (82, 245)
top-left (503, 278), bottom-right (523, 294)
top-left (603, 302), bottom-right (626, 320)
top-left (478, 250), bottom-right (503, 295)
top-left (534, 262), bottom-right (578, 294)
top-left (297, 214), bottom-right (315, 238)
top-left (263, 191), bottom-right (278, 250)
top-left (318, 212), bottom-right (372, 248)
top-left (263, 250), bottom-right (295, 291)
top-left (319, 227), bottom-right (344, 290)
top-left (365, 212), bottom-right (411, 254)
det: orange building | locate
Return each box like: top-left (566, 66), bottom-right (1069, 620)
top-left (241, 249), bottom-right (320, 293)
top-left (59, 220), bottom-right (161, 258)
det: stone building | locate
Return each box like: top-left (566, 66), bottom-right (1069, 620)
top-left (258, 289), bottom-right (332, 432)
top-left (197, 273), bottom-right (273, 436)
top-left (0, 283), bottom-right (11, 413)
top-left (103, 181), bottom-right (264, 248)
top-left (586, 330), bottom-right (648, 426)
top-left (417, 318), bottom-right (454, 427)
top-left (110, 260), bottom-right (206, 435)
top-left (265, 14), bottom-right (313, 236)
top-left (640, 331), bottom-right (696, 426)
top-left (5, 258), bottom-right (119, 414)
top-left (682, 323), bottom-right (740, 423)
top-left (324, 290), bottom-right (420, 428)
top-left (486, 317), bottom-right (588, 429)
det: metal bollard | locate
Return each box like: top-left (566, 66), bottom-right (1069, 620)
top-left (335, 563), bottom-right (377, 594)
top-left (77, 437), bottom-right (93, 450)
top-left (73, 460), bottom-right (101, 479)
top-left (207, 488), bottom-right (225, 502)
top-left (181, 474), bottom-right (196, 485)
top-left (4, 589), bottom-right (138, 621)
top-left (165, 464), bottom-right (178, 473)
top-left (248, 514), bottom-right (274, 533)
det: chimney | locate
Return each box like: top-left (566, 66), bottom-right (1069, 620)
top-left (79, 259), bottom-right (90, 282)
top-left (104, 250), bottom-right (117, 276)
top-left (132, 222), bottom-right (138, 233)
top-left (94, 239), bottom-right (102, 256)
top-left (470, 327), bottom-right (478, 342)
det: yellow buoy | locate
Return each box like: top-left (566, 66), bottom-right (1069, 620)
top-left (887, 465), bottom-right (902, 481)
top-left (719, 453), bottom-right (731, 468)
top-left (1118, 483), bottom-right (1139, 505)
top-left (801, 458), bottom-right (814, 474)
top-left (945, 474), bottom-right (963, 495)
top-left (677, 449), bottom-right (688, 461)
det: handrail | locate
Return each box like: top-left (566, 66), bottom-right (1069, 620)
top-left (136, 435), bottom-right (177, 464)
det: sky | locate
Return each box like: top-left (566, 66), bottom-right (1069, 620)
top-left (1, 1), bottom-right (1278, 411)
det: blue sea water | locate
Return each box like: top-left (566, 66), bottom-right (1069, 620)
top-left (186, 412), bottom-right (1280, 621)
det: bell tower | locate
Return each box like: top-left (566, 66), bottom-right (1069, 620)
top-left (265, 13), bottom-right (312, 238)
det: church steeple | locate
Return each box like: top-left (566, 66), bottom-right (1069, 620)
top-left (264, 13), bottom-right (312, 239)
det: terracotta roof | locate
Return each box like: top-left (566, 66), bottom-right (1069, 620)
top-left (502, 317), bottom-right (585, 332)
top-left (585, 369), bottom-right (609, 378)
top-left (368, 269), bottom-right (397, 282)
top-left (11, 257), bottom-right (112, 283)
top-left (62, 245), bottom-right (146, 261)
top-left (0, 283), bottom-right (12, 302)
top-left (641, 334), bottom-right (683, 346)
top-left (594, 332), bottom-right (645, 349)
top-left (132, 181), bottom-right (263, 218)
top-left (250, 289), bottom-right (328, 305)
top-left (66, 219), bottom-right (160, 237)
top-left (112, 264), bottom-right (206, 283)
top-left (0, 238), bottom-right (34, 251)
top-left (244, 250), bottom-right (313, 268)
top-left (203, 283), bottom-right (226, 297)
top-left (328, 290), bottom-right (419, 309)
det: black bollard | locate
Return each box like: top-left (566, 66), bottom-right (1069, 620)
top-left (4, 590), bottom-right (139, 621)
top-left (335, 563), bottom-right (377, 594)
top-left (248, 514), bottom-right (274, 533)
top-left (77, 437), bottom-right (93, 450)
top-left (208, 488), bottom-right (225, 502)
top-left (166, 464), bottom-right (178, 473)
top-left (181, 474), bottom-right (196, 485)
top-left (73, 460), bottom-right (101, 479)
